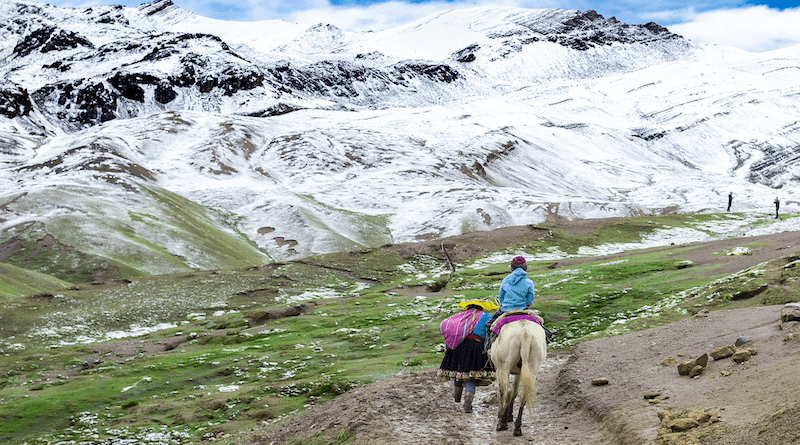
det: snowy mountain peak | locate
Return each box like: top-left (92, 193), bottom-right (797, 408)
top-left (2, 0), bottom-right (800, 277)
top-left (137, 0), bottom-right (178, 16)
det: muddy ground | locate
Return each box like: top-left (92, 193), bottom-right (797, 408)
top-left (254, 229), bottom-right (800, 445)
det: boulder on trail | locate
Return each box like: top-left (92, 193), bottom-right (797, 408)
top-left (732, 349), bottom-right (752, 363)
top-left (710, 345), bottom-right (736, 360)
top-left (677, 353), bottom-right (708, 376)
top-left (781, 303), bottom-right (800, 323)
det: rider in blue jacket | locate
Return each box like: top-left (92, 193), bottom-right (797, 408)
top-left (498, 258), bottom-right (535, 311)
top-left (484, 255), bottom-right (550, 349)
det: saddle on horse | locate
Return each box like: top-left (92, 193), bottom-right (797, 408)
top-left (486, 310), bottom-right (552, 353)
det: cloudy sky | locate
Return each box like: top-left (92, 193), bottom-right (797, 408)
top-left (46, 0), bottom-right (800, 52)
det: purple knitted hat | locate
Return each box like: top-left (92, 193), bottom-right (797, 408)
top-left (510, 255), bottom-right (527, 270)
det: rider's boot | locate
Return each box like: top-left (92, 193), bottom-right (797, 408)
top-left (453, 384), bottom-right (463, 403)
top-left (463, 391), bottom-right (474, 413)
top-left (544, 326), bottom-right (553, 344)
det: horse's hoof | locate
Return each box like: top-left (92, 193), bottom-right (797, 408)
top-left (513, 429), bottom-right (522, 437)
top-left (496, 422), bottom-right (508, 431)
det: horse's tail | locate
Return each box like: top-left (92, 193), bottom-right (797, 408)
top-left (519, 325), bottom-right (538, 410)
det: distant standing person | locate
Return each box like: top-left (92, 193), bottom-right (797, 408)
top-left (727, 192), bottom-right (733, 212)
top-left (775, 197), bottom-right (780, 219)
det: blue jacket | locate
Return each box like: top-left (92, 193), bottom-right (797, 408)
top-left (498, 267), bottom-right (535, 311)
top-left (472, 311), bottom-right (492, 339)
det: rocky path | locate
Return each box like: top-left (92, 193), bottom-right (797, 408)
top-left (255, 304), bottom-right (800, 445)
top-left (255, 229), bottom-right (800, 445)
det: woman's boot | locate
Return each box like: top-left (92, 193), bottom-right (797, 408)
top-left (453, 384), bottom-right (463, 403)
top-left (463, 391), bottom-right (475, 413)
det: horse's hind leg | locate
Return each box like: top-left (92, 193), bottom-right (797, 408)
top-left (496, 386), bottom-right (509, 431)
top-left (507, 373), bottom-right (520, 424)
top-left (503, 398), bottom-right (514, 423)
top-left (513, 400), bottom-right (525, 436)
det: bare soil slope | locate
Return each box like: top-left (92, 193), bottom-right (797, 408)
top-left (255, 229), bottom-right (800, 445)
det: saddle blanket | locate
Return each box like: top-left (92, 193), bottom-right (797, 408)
top-left (491, 314), bottom-right (542, 336)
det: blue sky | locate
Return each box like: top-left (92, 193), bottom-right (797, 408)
top-left (46, 0), bottom-right (800, 52)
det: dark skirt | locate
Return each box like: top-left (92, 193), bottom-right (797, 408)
top-left (436, 336), bottom-right (495, 385)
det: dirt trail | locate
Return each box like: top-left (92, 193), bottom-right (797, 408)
top-left (255, 230), bottom-right (800, 445)
top-left (256, 305), bottom-right (800, 445)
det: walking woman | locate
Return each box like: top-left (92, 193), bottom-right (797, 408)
top-left (437, 299), bottom-right (497, 413)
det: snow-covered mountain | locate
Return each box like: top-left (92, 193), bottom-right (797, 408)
top-left (2, 0), bottom-right (800, 276)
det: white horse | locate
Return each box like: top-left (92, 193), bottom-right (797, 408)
top-left (489, 318), bottom-right (547, 436)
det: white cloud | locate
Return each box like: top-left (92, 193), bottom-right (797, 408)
top-left (42, 0), bottom-right (800, 52)
top-left (285, 0), bottom-right (521, 31)
top-left (668, 6), bottom-right (800, 53)
top-left (287, 1), bottom-right (444, 31)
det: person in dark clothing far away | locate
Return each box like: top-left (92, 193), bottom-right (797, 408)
top-left (775, 197), bottom-right (780, 219)
top-left (727, 192), bottom-right (733, 212)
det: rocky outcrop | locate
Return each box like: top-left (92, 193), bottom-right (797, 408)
top-left (507, 9), bottom-right (686, 52)
top-left (263, 60), bottom-right (460, 101)
top-left (0, 82), bottom-right (33, 118)
top-left (108, 73), bottom-right (162, 102)
top-left (243, 103), bottom-right (305, 117)
top-left (0, 0), bottom-right (699, 135)
top-left (451, 44), bottom-right (479, 63)
top-left (138, 0), bottom-right (177, 17)
top-left (89, 6), bottom-right (130, 25)
top-left (12, 25), bottom-right (94, 58)
top-left (32, 80), bottom-right (119, 129)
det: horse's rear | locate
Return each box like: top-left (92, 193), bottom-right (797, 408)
top-left (489, 319), bottom-right (547, 436)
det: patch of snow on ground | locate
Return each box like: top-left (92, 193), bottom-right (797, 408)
top-left (469, 213), bottom-right (800, 269)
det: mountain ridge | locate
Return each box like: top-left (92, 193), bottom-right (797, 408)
top-left (2, 0), bottom-right (800, 280)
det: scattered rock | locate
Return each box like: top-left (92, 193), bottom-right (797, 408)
top-left (780, 320), bottom-right (799, 331)
top-left (657, 408), bottom-right (721, 444)
top-left (644, 391), bottom-right (662, 399)
top-left (734, 335), bottom-right (751, 346)
top-left (781, 303), bottom-right (800, 322)
top-left (689, 365), bottom-right (704, 378)
top-left (591, 377), bottom-right (609, 386)
top-left (247, 303), bottom-right (316, 326)
top-left (695, 353), bottom-right (709, 368)
top-left (731, 349), bottom-right (752, 363)
top-left (660, 356), bottom-right (678, 366)
top-left (694, 309), bottom-right (710, 317)
top-left (710, 345), bottom-right (736, 360)
top-left (668, 417), bottom-right (699, 432)
top-left (720, 371), bottom-right (731, 376)
top-left (677, 353), bottom-right (708, 376)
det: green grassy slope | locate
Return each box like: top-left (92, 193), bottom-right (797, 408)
top-left (0, 185), bottom-right (270, 287)
top-left (1, 213), bottom-right (799, 444)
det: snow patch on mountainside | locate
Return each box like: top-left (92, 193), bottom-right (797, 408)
top-left (2, 0), bottom-right (800, 270)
